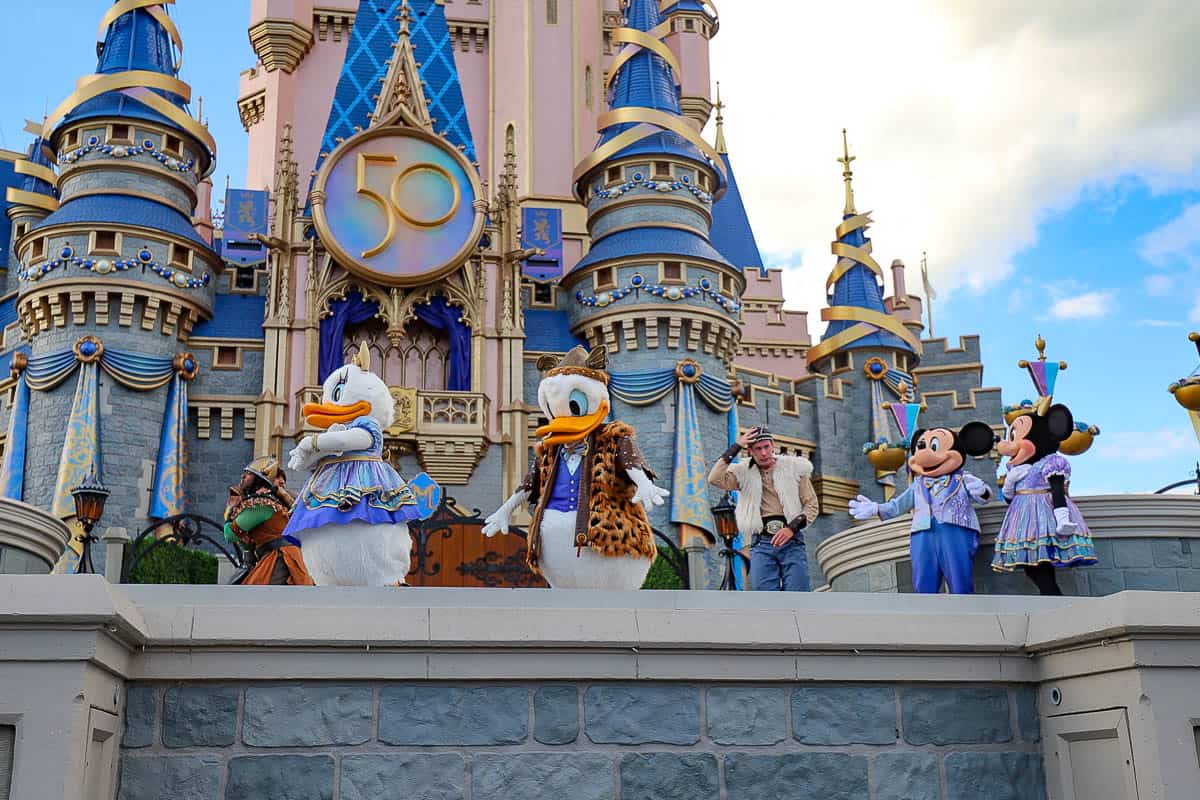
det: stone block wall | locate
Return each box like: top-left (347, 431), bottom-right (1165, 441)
top-left (118, 681), bottom-right (1044, 800)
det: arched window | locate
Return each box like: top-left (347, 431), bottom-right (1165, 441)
top-left (585, 65), bottom-right (593, 107)
top-left (505, 123), bottom-right (515, 155)
top-left (546, 0), bottom-right (558, 25)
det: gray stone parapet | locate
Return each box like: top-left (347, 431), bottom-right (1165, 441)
top-left (2, 578), bottom-right (1199, 799)
top-left (0, 497), bottom-right (71, 571)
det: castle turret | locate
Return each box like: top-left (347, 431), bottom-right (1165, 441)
top-left (806, 131), bottom-right (920, 373)
top-left (661, 1), bottom-right (719, 128)
top-left (4, 2), bottom-right (220, 566)
top-left (565, 0), bottom-right (740, 552)
top-left (4, 133), bottom-right (60, 295)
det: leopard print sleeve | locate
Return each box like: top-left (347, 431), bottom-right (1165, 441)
top-left (617, 435), bottom-right (656, 481)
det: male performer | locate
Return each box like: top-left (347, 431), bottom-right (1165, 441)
top-left (707, 426), bottom-right (819, 591)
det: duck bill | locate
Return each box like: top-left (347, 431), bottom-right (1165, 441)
top-left (303, 400), bottom-right (372, 429)
top-left (536, 401), bottom-right (609, 447)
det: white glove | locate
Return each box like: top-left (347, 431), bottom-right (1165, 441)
top-left (628, 468), bottom-right (670, 508)
top-left (963, 473), bottom-right (991, 503)
top-left (848, 494), bottom-right (879, 520)
top-left (481, 489), bottom-right (529, 538)
top-left (287, 436), bottom-right (316, 471)
top-left (1054, 506), bottom-right (1078, 535)
top-left (481, 508), bottom-right (509, 538)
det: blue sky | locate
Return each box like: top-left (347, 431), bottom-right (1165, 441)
top-left (3, 1), bottom-right (1198, 495)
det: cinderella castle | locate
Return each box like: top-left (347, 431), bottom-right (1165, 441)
top-left (0, 0), bottom-right (1003, 588)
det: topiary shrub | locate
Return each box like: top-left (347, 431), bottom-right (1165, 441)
top-left (127, 538), bottom-right (219, 584)
top-left (640, 554), bottom-right (685, 590)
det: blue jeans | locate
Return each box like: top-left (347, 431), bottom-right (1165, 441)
top-left (750, 537), bottom-right (811, 591)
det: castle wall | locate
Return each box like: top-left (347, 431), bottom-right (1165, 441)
top-left (9, 579), bottom-right (1200, 800)
top-left (118, 679), bottom-right (1042, 800)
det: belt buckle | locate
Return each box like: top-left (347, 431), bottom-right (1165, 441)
top-left (765, 519), bottom-right (785, 535)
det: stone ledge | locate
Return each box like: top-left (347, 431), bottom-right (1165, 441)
top-left (3, 579), bottom-right (1197, 684)
top-left (0, 497), bottom-right (72, 568)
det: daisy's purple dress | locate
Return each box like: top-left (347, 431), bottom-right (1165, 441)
top-left (284, 416), bottom-right (421, 540)
top-left (991, 453), bottom-right (1096, 572)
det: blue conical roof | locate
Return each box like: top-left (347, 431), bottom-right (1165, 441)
top-left (56, 4), bottom-right (190, 142)
top-left (710, 153), bottom-right (762, 271)
top-left (18, 138), bottom-right (57, 197)
top-left (591, 0), bottom-right (716, 177)
top-left (820, 214), bottom-right (913, 353)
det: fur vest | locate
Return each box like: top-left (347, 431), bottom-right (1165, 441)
top-left (727, 455), bottom-right (814, 536)
top-left (523, 421), bottom-right (657, 573)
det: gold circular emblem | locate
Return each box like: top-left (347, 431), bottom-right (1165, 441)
top-left (311, 126), bottom-right (484, 287)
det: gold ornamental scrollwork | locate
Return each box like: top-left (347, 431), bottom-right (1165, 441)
top-left (388, 386), bottom-right (419, 435)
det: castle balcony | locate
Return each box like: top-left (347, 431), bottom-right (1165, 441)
top-left (294, 386), bottom-right (489, 486)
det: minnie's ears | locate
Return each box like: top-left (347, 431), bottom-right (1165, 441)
top-left (1045, 404), bottom-right (1075, 442)
top-left (957, 421), bottom-right (997, 457)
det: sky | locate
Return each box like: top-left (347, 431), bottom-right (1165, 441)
top-left (1, 1), bottom-right (1198, 495)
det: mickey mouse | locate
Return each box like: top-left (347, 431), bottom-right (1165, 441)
top-left (850, 422), bottom-right (996, 594)
top-left (990, 402), bottom-right (1096, 595)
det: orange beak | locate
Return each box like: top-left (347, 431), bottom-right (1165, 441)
top-left (536, 400), bottom-right (609, 447)
top-left (303, 399), bottom-right (372, 429)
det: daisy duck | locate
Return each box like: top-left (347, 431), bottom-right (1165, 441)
top-left (991, 336), bottom-right (1096, 595)
top-left (482, 345), bottom-right (669, 589)
top-left (849, 392), bottom-right (996, 594)
top-left (285, 343), bottom-right (432, 586)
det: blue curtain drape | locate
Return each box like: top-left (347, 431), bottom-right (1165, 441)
top-left (0, 373), bottom-right (30, 500)
top-left (413, 296), bottom-right (471, 391)
top-left (319, 291), bottom-right (380, 382)
top-left (149, 372), bottom-right (189, 519)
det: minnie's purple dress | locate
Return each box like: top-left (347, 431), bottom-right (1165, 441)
top-left (991, 453), bottom-right (1096, 571)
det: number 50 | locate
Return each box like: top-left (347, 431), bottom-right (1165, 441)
top-left (356, 153), bottom-right (461, 258)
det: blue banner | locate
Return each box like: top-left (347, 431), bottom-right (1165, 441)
top-left (222, 188), bottom-right (269, 266)
top-left (521, 207), bottom-right (563, 282)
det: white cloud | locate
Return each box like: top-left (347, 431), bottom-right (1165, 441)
top-left (1136, 319), bottom-right (1180, 328)
top-left (708, 1), bottom-right (1200, 333)
top-left (1138, 203), bottom-right (1200, 267)
top-left (1093, 428), bottom-right (1195, 464)
top-left (1144, 274), bottom-right (1173, 296)
top-left (1047, 291), bottom-right (1114, 320)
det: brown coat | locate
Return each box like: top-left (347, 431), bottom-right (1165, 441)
top-left (229, 493), bottom-right (315, 586)
top-left (521, 421), bottom-right (658, 574)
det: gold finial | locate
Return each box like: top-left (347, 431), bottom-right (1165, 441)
top-left (838, 128), bottom-right (857, 215)
top-left (1189, 331), bottom-right (1199, 342)
top-left (1035, 334), bottom-right (1047, 361)
top-left (398, 0), bottom-right (412, 35)
top-left (714, 81), bottom-right (727, 155)
top-left (351, 341), bottom-right (371, 372)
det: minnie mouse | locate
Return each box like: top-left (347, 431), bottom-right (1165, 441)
top-left (850, 421), bottom-right (996, 594)
top-left (991, 337), bottom-right (1096, 595)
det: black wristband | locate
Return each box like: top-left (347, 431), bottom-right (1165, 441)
top-left (721, 444), bottom-right (741, 463)
top-left (787, 515), bottom-right (807, 532)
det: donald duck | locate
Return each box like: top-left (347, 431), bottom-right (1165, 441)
top-left (285, 343), bottom-right (422, 585)
top-left (483, 345), bottom-right (669, 589)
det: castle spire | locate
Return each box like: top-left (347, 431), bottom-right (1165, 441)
top-left (838, 128), bottom-right (856, 216)
top-left (805, 135), bottom-right (922, 368)
top-left (714, 82), bottom-right (727, 154)
top-left (43, 0), bottom-right (214, 173)
top-left (573, 0), bottom-right (726, 198)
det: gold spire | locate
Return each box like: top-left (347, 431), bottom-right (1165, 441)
top-left (838, 128), bottom-right (856, 216)
top-left (714, 81), bottom-right (727, 154)
top-left (398, 0), bottom-right (412, 36)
